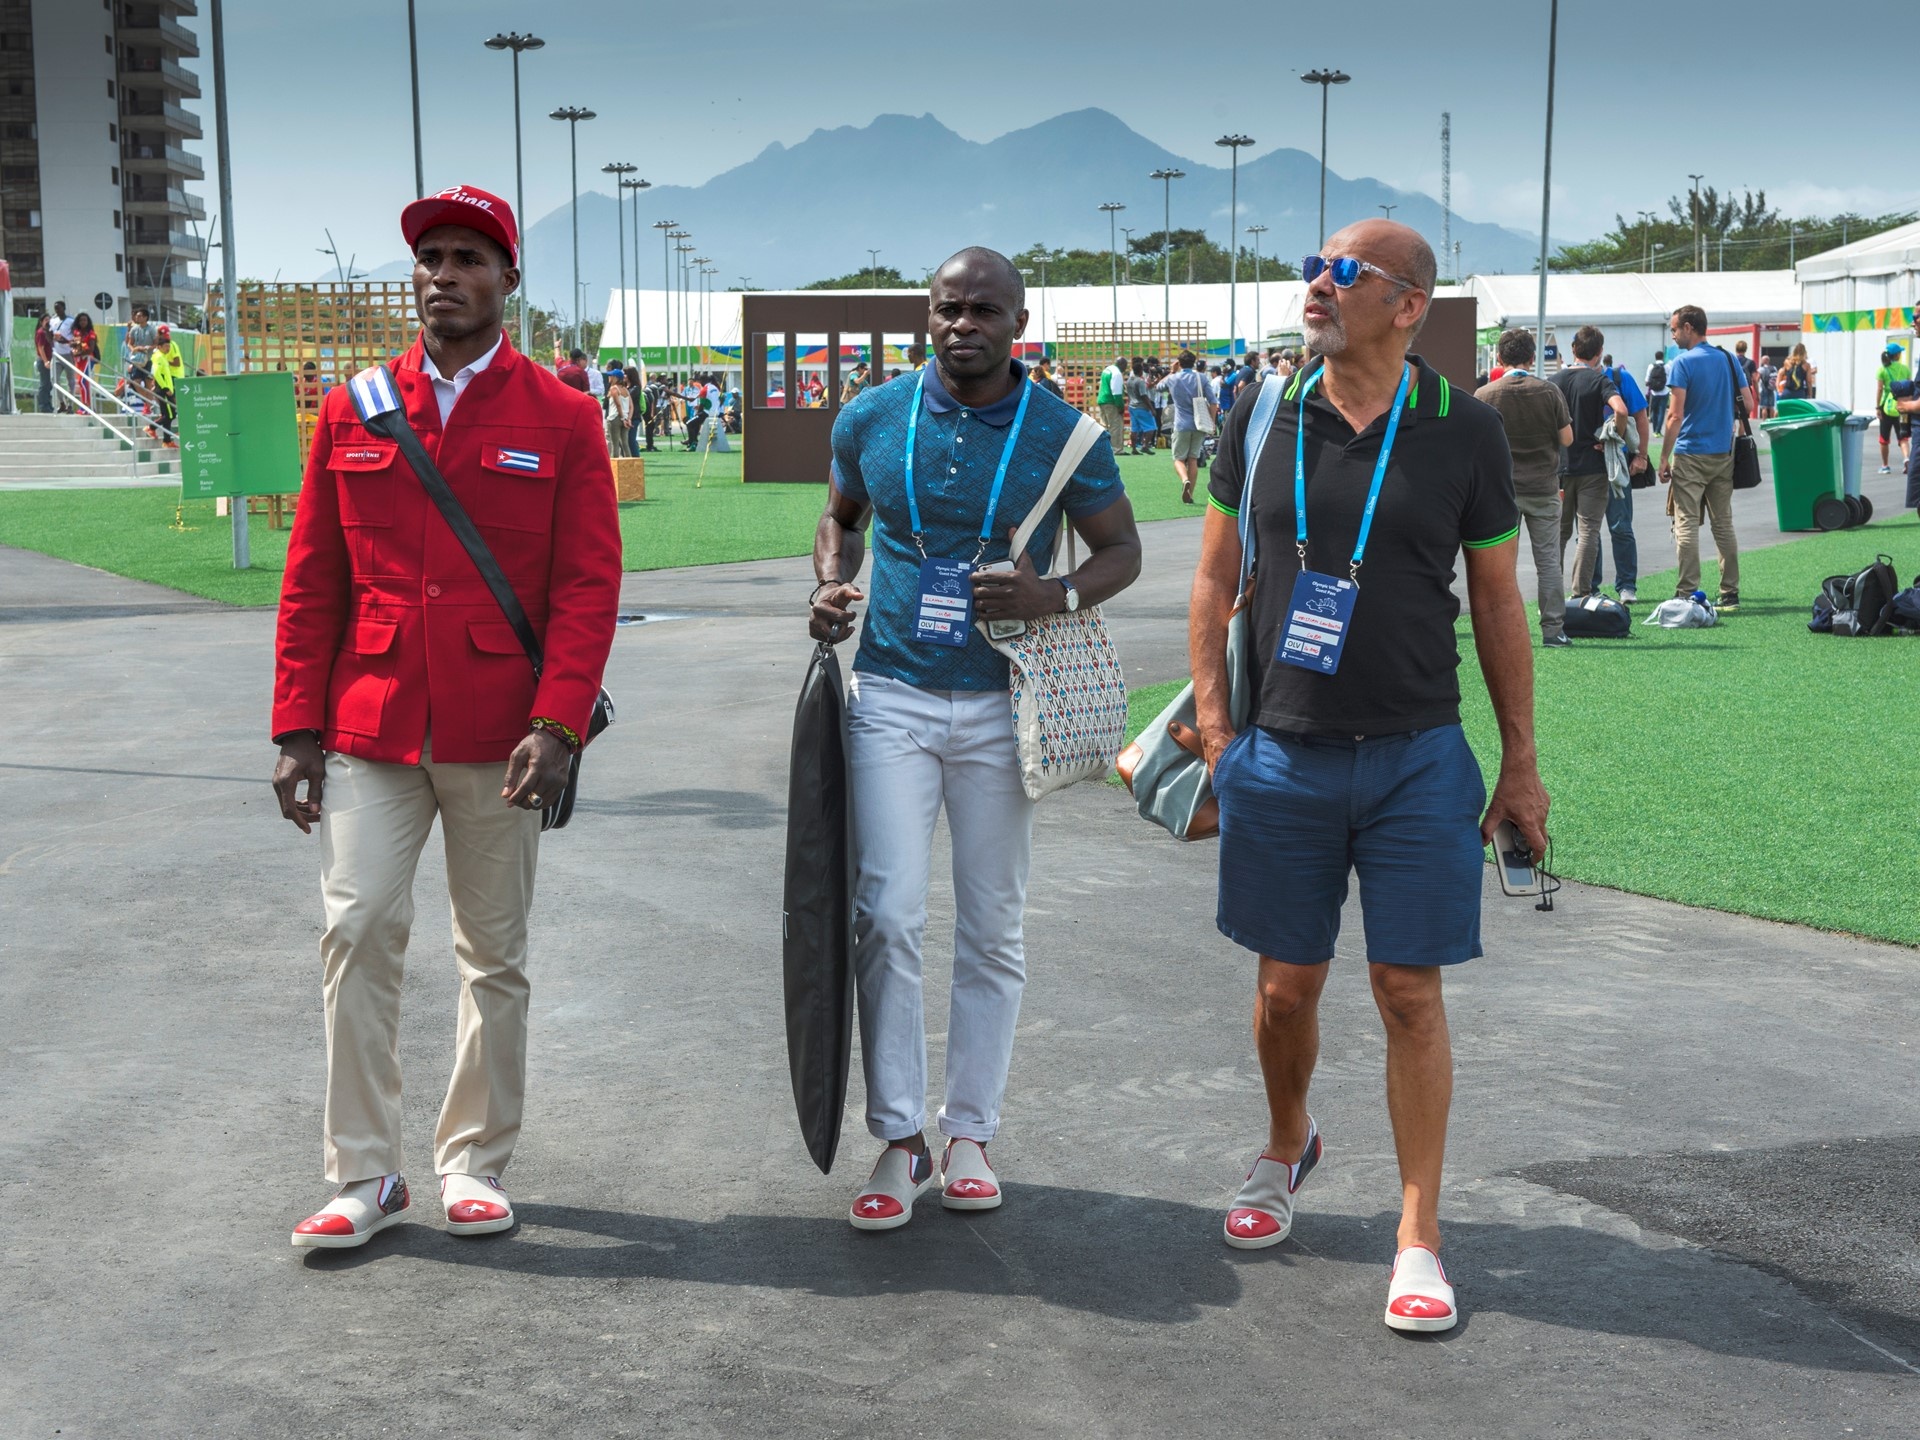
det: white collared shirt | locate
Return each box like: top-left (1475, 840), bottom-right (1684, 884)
top-left (427, 333), bottom-right (504, 425)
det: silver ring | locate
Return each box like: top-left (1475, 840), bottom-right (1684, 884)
top-left (528, 794), bottom-right (542, 807)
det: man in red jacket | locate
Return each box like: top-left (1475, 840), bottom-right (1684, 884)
top-left (271, 183), bottom-right (622, 1249)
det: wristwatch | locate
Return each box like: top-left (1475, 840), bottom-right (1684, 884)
top-left (1060, 577), bottom-right (1081, 613)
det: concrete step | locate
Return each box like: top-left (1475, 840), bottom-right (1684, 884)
top-left (0, 460), bottom-right (177, 480)
top-left (0, 437), bottom-right (159, 453)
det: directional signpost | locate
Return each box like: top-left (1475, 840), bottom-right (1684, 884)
top-left (175, 371), bottom-right (301, 567)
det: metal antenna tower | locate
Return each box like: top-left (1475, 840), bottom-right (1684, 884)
top-left (1440, 112), bottom-right (1452, 279)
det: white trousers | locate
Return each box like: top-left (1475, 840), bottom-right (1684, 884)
top-left (846, 673), bottom-right (1038, 1143)
top-left (317, 740), bottom-right (540, 1183)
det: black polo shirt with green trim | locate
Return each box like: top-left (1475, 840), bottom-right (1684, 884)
top-left (1208, 354), bottom-right (1519, 737)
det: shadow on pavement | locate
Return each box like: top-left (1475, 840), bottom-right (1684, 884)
top-left (300, 1190), bottom-right (1913, 1372)
top-left (572, 788), bottom-right (784, 829)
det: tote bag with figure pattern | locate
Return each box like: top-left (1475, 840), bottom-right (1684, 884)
top-left (978, 413), bottom-right (1130, 801)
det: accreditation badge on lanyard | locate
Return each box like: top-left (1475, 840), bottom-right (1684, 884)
top-left (1276, 363), bottom-right (1411, 676)
top-left (903, 369), bottom-right (1032, 647)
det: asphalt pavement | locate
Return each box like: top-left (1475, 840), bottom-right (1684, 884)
top-left (2, 488), bottom-right (1917, 1438)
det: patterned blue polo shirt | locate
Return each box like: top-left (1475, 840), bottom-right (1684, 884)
top-left (831, 359), bottom-right (1124, 691)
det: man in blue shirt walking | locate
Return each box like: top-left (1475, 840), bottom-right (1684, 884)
top-left (809, 248), bottom-right (1143, 1231)
top-left (1659, 305), bottom-right (1755, 610)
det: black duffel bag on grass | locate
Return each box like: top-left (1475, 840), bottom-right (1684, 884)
top-left (1564, 593), bottom-right (1632, 638)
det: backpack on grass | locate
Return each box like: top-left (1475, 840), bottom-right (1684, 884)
top-left (1883, 573), bottom-right (1920, 632)
top-left (1810, 554), bottom-right (1899, 636)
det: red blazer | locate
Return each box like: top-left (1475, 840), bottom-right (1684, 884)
top-left (273, 333), bottom-right (623, 765)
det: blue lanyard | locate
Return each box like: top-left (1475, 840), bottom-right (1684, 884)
top-left (903, 368), bottom-right (1032, 560)
top-left (1293, 361), bottom-right (1412, 581)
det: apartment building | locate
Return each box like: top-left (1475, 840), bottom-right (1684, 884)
top-left (0, 0), bottom-right (207, 323)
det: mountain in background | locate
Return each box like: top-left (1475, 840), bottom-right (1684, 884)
top-left (353, 109), bottom-right (1543, 315)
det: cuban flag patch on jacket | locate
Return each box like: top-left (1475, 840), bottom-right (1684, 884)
top-left (493, 447), bottom-right (542, 473)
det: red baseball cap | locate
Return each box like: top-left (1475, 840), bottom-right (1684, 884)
top-left (401, 184), bottom-right (519, 266)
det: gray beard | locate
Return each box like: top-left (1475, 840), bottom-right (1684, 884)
top-left (1303, 316), bottom-right (1347, 355)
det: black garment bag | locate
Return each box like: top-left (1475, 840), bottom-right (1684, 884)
top-left (782, 643), bottom-right (856, 1173)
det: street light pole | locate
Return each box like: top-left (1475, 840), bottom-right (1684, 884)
top-left (1534, 1), bottom-right (1557, 373)
top-left (1688, 173), bottom-right (1705, 272)
top-left (602, 162), bottom-right (636, 364)
top-left (484, 32), bottom-right (544, 356)
top-left (1149, 167), bottom-right (1185, 344)
top-left (406, 0), bottom-right (423, 198)
top-left (1378, 203), bottom-right (1396, 220)
top-left (654, 220), bottom-right (677, 375)
top-left (1246, 223), bottom-right (1267, 347)
top-left (1099, 202), bottom-right (1125, 327)
top-left (1216, 134), bottom-right (1252, 357)
top-left (866, 248), bottom-right (882, 288)
top-left (1637, 208), bottom-right (1655, 272)
top-left (621, 177), bottom-right (651, 368)
top-left (209, 0), bottom-right (246, 567)
top-left (549, 105), bottom-right (596, 352)
top-left (676, 240), bottom-right (697, 368)
top-left (1300, 70), bottom-right (1350, 248)
top-left (692, 255), bottom-right (711, 359)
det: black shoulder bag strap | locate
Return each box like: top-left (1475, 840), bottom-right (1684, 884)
top-left (346, 362), bottom-right (611, 830)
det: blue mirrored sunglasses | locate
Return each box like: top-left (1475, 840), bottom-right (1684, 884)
top-left (1302, 254), bottom-right (1419, 292)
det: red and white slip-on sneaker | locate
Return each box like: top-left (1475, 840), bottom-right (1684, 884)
top-left (1385, 1245), bottom-right (1458, 1333)
top-left (291, 1173), bottom-right (410, 1249)
top-left (1223, 1116), bottom-right (1323, 1250)
top-left (939, 1138), bottom-right (1002, 1212)
top-left (441, 1173), bottom-right (515, 1237)
top-left (849, 1143), bottom-right (936, 1232)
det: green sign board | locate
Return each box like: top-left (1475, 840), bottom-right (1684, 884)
top-left (176, 371), bottom-right (301, 499)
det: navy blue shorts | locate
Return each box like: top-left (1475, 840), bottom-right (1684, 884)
top-left (1215, 723), bottom-right (1487, 967)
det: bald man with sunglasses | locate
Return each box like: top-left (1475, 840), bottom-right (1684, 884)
top-left (1188, 220), bottom-right (1548, 1335)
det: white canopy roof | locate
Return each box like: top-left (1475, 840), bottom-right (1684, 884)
top-left (1794, 219), bottom-right (1920, 282)
top-left (1464, 271), bottom-right (1800, 328)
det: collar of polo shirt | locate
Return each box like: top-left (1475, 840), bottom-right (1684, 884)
top-left (920, 358), bottom-right (1030, 426)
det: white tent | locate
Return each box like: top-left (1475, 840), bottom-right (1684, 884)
top-left (1464, 271), bottom-right (1800, 376)
top-left (1795, 221), bottom-right (1920, 416)
top-left (599, 279), bottom-right (1321, 359)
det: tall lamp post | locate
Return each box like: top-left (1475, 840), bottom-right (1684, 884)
top-left (1216, 134), bottom-right (1252, 357)
top-left (692, 255), bottom-right (712, 360)
top-left (484, 32), bottom-right (543, 356)
top-left (1378, 203), bottom-right (1397, 220)
top-left (654, 219), bottom-right (677, 375)
top-left (209, 0), bottom-right (245, 567)
top-left (621, 176), bottom-right (651, 369)
top-left (406, 0), bottom-right (423, 198)
top-left (1149, 167), bottom-right (1185, 343)
top-left (602, 162), bottom-right (637, 364)
top-left (1120, 226), bottom-right (1136, 282)
top-left (1099, 202), bottom-right (1125, 327)
top-left (675, 241), bottom-right (697, 369)
top-left (1035, 249), bottom-right (1062, 357)
top-left (1637, 209), bottom-right (1656, 272)
top-left (1245, 223), bottom-right (1267, 347)
top-left (1534, 0), bottom-right (1558, 371)
top-left (866, 248), bottom-right (882, 288)
top-left (549, 105), bottom-right (596, 351)
top-left (1300, 69), bottom-right (1350, 248)
top-left (1687, 173), bottom-right (1705, 271)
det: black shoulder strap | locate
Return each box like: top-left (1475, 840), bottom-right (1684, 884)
top-left (348, 363), bottom-right (545, 677)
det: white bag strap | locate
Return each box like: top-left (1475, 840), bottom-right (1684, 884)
top-left (1004, 411), bottom-right (1106, 571)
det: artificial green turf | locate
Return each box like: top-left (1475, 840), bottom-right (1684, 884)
top-left (1457, 514), bottom-right (1920, 946)
top-left (0, 445), bottom-right (1204, 606)
top-left (1113, 517), bottom-right (1920, 946)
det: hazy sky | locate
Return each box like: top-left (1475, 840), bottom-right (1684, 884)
top-left (189, 0), bottom-right (1909, 283)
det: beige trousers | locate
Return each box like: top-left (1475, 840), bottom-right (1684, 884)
top-left (1099, 401), bottom-right (1127, 454)
top-left (1558, 472), bottom-right (1610, 598)
top-left (1515, 491), bottom-right (1566, 639)
top-left (317, 740), bottom-right (540, 1183)
top-left (1669, 450), bottom-right (1740, 598)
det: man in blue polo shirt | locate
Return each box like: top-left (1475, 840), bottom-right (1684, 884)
top-left (809, 247), bottom-right (1143, 1232)
top-left (1659, 305), bottom-right (1755, 609)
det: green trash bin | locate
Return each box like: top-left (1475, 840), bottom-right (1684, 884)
top-left (1760, 399), bottom-right (1846, 531)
